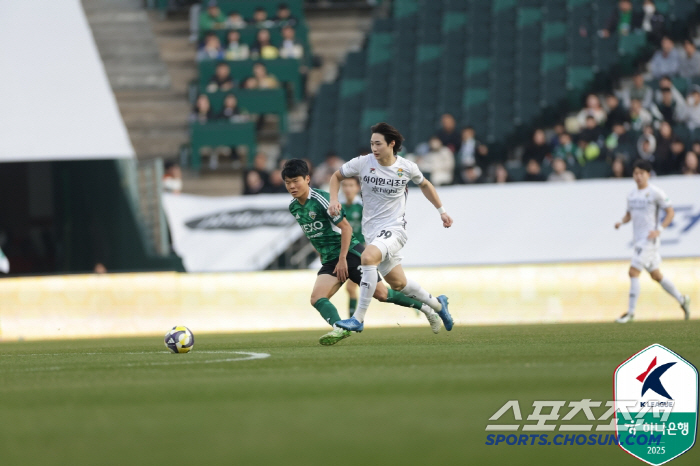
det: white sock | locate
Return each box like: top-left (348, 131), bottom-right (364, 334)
top-left (628, 277), bottom-right (640, 316)
top-left (659, 277), bottom-right (684, 304)
top-left (419, 304), bottom-right (437, 317)
top-left (401, 278), bottom-right (441, 312)
top-left (353, 265), bottom-right (378, 323)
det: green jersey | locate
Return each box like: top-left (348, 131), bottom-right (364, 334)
top-left (289, 188), bottom-right (361, 264)
top-left (344, 198), bottom-right (364, 244)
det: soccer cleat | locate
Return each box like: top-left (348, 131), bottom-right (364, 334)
top-left (426, 310), bottom-right (441, 334)
top-left (615, 313), bottom-right (634, 323)
top-left (319, 326), bottom-right (352, 346)
top-left (334, 316), bottom-right (364, 332)
top-left (436, 295), bottom-right (454, 331)
top-left (681, 295), bottom-right (691, 320)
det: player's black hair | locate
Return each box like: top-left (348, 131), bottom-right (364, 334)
top-left (633, 159), bottom-right (653, 173)
top-left (370, 122), bottom-right (404, 154)
top-left (281, 158), bottom-right (309, 180)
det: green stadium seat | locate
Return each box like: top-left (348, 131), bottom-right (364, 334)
top-left (581, 159), bottom-right (612, 179)
top-left (190, 121), bottom-right (256, 170)
top-left (205, 89), bottom-right (288, 132)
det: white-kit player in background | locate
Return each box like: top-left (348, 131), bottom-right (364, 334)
top-left (327, 122), bottom-right (454, 333)
top-left (614, 159), bottom-right (690, 323)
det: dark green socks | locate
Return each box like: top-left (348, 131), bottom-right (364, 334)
top-left (348, 298), bottom-right (358, 316)
top-left (313, 298), bottom-right (341, 326)
top-left (386, 289), bottom-right (423, 310)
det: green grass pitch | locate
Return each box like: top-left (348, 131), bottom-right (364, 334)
top-left (1, 321), bottom-right (698, 466)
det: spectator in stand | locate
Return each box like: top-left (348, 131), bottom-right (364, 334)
top-left (266, 169), bottom-right (288, 193)
top-left (225, 30), bottom-right (250, 61)
top-left (197, 33), bottom-right (224, 61)
top-left (225, 11), bottom-right (247, 29)
top-left (461, 164), bottom-right (485, 184)
top-left (676, 85), bottom-right (700, 129)
top-left (251, 7), bottom-right (275, 28)
top-left (575, 138), bottom-right (602, 166)
top-left (678, 39), bottom-right (700, 79)
top-left (599, 0), bottom-right (642, 38)
top-left (623, 72), bottom-right (653, 109)
top-left (493, 163), bottom-right (509, 184)
top-left (653, 121), bottom-right (675, 174)
top-left (244, 170), bottom-right (266, 195)
top-left (523, 129), bottom-right (551, 165)
top-left (653, 86), bottom-right (678, 123)
top-left (435, 113), bottom-right (461, 154)
top-left (554, 132), bottom-right (577, 165)
top-left (611, 157), bottom-right (627, 178)
top-left (669, 137), bottom-right (686, 172)
top-left (549, 123), bottom-right (566, 148)
top-left (275, 3), bottom-right (298, 28)
top-left (650, 36), bottom-right (680, 78)
top-left (217, 94), bottom-right (249, 123)
top-left (252, 62), bottom-right (280, 88)
top-left (524, 159), bottom-right (546, 182)
top-left (206, 62), bottom-right (235, 92)
top-left (312, 152), bottom-right (344, 188)
top-left (199, 0), bottom-right (226, 31)
top-left (629, 98), bottom-right (653, 131)
top-left (162, 161), bottom-right (183, 194)
top-left (250, 29), bottom-right (279, 60)
top-left (189, 94), bottom-right (214, 124)
top-left (681, 151), bottom-right (699, 174)
top-left (692, 141), bottom-right (700, 155)
top-left (641, 0), bottom-right (666, 45)
top-left (548, 157), bottom-right (576, 182)
top-left (416, 137), bottom-right (454, 186)
top-left (604, 94), bottom-right (629, 132)
top-left (456, 126), bottom-right (478, 168)
top-left (577, 94), bottom-right (607, 128)
top-left (580, 115), bottom-right (604, 145)
top-left (279, 26), bottom-right (304, 59)
top-left (242, 76), bottom-right (259, 89)
top-left (605, 123), bottom-right (635, 160)
top-left (636, 130), bottom-right (657, 162)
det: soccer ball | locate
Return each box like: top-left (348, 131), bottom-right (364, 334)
top-left (164, 326), bottom-right (194, 353)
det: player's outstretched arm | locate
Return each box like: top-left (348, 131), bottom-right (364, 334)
top-left (419, 179), bottom-right (453, 228)
top-left (615, 212), bottom-right (631, 229)
top-left (328, 170), bottom-right (345, 216)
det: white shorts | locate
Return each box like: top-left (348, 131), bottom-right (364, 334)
top-left (369, 228), bottom-right (407, 277)
top-left (631, 243), bottom-right (662, 272)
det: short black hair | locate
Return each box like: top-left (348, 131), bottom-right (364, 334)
top-left (633, 159), bottom-right (653, 172)
top-left (281, 158), bottom-right (309, 180)
top-left (370, 122), bottom-right (404, 154)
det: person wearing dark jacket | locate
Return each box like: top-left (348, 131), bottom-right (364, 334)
top-left (600, 0), bottom-right (643, 37)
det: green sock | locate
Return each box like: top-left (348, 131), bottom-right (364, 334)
top-left (386, 289), bottom-right (423, 310)
top-left (313, 298), bottom-right (341, 326)
top-left (348, 298), bottom-right (358, 316)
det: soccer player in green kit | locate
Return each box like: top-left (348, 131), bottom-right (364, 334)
top-left (282, 159), bottom-right (442, 346)
top-left (341, 177), bottom-right (364, 317)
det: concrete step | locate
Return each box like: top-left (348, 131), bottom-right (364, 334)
top-left (181, 171), bottom-right (244, 196)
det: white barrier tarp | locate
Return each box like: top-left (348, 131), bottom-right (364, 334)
top-left (402, 175), bottom-right (700, 266)
top-left (164, 177), bottom-right (699, 272)
top-left (162, 193), bottom-right (303, 272)
top-left (0, 0), bottom-right (134, 161)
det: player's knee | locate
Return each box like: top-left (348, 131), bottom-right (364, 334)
top-left (310, 295), bottom-right (319, 307)
top-left (360, 253), bottom-right (378, 266)
top-left (390, 280), bottom-right (406, 291)
top-left (651, 271), bottom-right (663, 282)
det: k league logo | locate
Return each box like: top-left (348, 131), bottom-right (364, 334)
top-left (614, 344), bottom-right (698, 466)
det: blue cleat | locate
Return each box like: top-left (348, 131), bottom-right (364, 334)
top-left (334, 316), bottom-right (364, 333)
top-left (436, 295), bottom-right (454, 331)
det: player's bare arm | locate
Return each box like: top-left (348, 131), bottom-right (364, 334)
top-left (333, 218), bottom-right (353, 282)
top-left (419, 178), bottom-right (453, 228)
top-left (328, 170), bottom-right (345, 216)
top-left (648, 206), bottom-right (674, 240)
top-left (615, 212), bottom-right (631, 229)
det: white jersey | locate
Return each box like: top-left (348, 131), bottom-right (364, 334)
top-left (627, 183), bottom-right (671, 246)
top-left (339, 154), bottom-right (425, 239)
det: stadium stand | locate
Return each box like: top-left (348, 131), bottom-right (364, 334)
top-left (284, 0), bottom-right (700, 172)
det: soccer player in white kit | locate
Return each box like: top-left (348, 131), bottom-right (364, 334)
top-left (327, 122), bottom-right (454, 333)
top-left (614, 160), bottom-right (690, 323)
